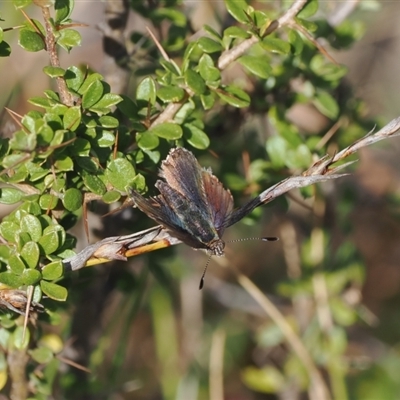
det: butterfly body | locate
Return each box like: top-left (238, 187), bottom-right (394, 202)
top-left (130, 147), bottom-right (233, 256)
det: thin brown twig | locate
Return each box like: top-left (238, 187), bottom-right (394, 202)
top-left (41, 6), bottom-right (73, 106)
top-left (57, 354), bottom-right (92, 373)
top-left (146, 27), bottom-right (171, 62)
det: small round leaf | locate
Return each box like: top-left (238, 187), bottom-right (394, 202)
top-left (20, 241), bottom-right (40, 269)
top-left (106, 159), bottom-right (136, 191)
top-left (0, 188), bottom-right (24, 205)
top-left (102, 191), bottom-right (121, 204)
top-left (82, 80), bottom-right (104, 109)
top-left (184, 124), bottom-right (210, 149)
top-left (8, 254), bottom-right (26, 275)
top-left (19, 29), bottom-right (45, 52)
top-left (39, 194), bottom-right (59, 210)
top-left (20, 215), bottom-right (42, 242)
top-left (62, 188), bottom-right (83, 212)
top-left (42, 260), bottom-right (63, 281)
top-left (13, 326), bottom-right (30, 350)
top-left (38, 230), bottom-right (59, 255)
top-left (22, 269), bottom-right (41, 286)
top-left (149, 123), bottom-right (183, 140)
top-left (30, 347), bottom-right (54, 364)
top-left (40, 281), bottom-right (68, 301)
top-left (136, 77), bottom-right (156, 105)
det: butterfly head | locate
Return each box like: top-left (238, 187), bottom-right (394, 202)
top-left (208, 238), bottom-right (225, 257)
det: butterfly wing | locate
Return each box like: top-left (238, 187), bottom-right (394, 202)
top-left (156, 180), bottom-right (222, 249)
top-left (160, 147), bottom-right (209, 212)
top-left (129, 187), bottom-right (202, 248)
top-left (201, 170), bottom-right (233, 236)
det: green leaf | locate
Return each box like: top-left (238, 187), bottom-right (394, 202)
top-left (13, 0), bottom-right (32, 8)
top-left (13, 326), bottom-right (30, 350)
top-left (42, 260), bottom-right (63, 281)
top-left (149, 123), bottom-right (183, 140)
top-left (62, 188), bottom-right (82, 212)
top-left (117, 95), bottom-right (137, 117)
top-left (57, 28), bottom-right (81, 52)
top-left (313, 91), bottom-right (339, 119)
top-left (0, 272), bottom-right (23, 288)
top-left (38, 230), bottom-right (60, 255)
top-left (216, 85), bottom-right (250, 108)
top-left (97, 131), bottom-right (115, 147)
top-left (199, 54), bottom-right (221, 82)
top-left (203, 25), bottom-right (222, 41)
top-left (106, 158), bottom-right (136, 191)
top-left (2, 154), bottom-right (27, 170)
top-left (54, 155), bottom-right (74, 171)
top-left (261, 37), bottom-right (291, 54)
top-left (20, 214), bottom-right (42, 242)
top-left (288, 29), bottom-right (304, 55)
top-left (0, 245), bottom-right (11, 263)
top-left (242, 366), bottom-right (284, 393)
top-left (40, 281), bottom-right (67, 301)
top-left (28, 96), bottom-right (52, 109)
top-left (71, 138), bottom-right (90, 156)
top-left (78, 72), bottom-right (104, 95)
top-left (91, 93), bottom-right (123, 110)
top-left (102, 191), bottom-right (121, 204)
top-left (22, 269), bottom-right (41, 286)
top-left (153, 7), bottom-right (187, 26)
top-left (183, 124), bottom-right (210, 150)
top-left (76, 157), bottom-right (98, 173)
top-left (98, 116), bottom-right (119, 128)
top-left (55, 0), bottom-right (73, 24)
top-left (298, 0), bottom-right (319, 18)
top-left (39, 194), bottom-right (58, 210)
top-left (63, 106), bottom-right (81, 131)
top-left (21, 241), bottom-right (40, 269)
top-left (137, 132), bottom-right (160, 151)
top-left (18, 29), bottom-right (45, 52)
top-left (266, 136), bottom-right (287, 168)
top-left (238, 55), bottom-right (271, 79)
top-left (9, 130), bottom-right (37, 151)
top-left (136, 77), bottom-right (157, 105)
top-left (81, 171), bottom-right (107, 195)
top-left (8, 254), bottom-right (26, 274)
top-left (30, 346), bottom-right (54, 364)
top-left (295, 17), bottom-right (317, 32)
top-left (157, 86), bottom-right (185, 102)
top-left (0, 221), bottom-right (20, 243)
top-left (200, 93), bottom-right (215, 110)
top-left (159, 59), bottom-right (181, 75)
top-left (43, 66), bottom-right (65, 78)
top-left (82, 80), bottom-right (104, 109)
top-left (286, 144), bottom-right (312, 169)
top-left (197, 37), bottom-right (223, 54)
top-left (185, 69), bottom-right (206, 95)
top-left (0, 41), bottom-right (11, 57)
top-left (0, 188), bottom-right (24, 205)
top-left (65, 66), bottom-right (85, 92)
top-left (224, 26), bottom-right (251, 39)
top-left (225, 0), bottom-right (250, 23)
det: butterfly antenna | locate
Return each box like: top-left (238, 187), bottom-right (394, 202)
top-left (199, 255), bottom-right (212, 290)
top-left (228, 236), bottom-right (279, 244)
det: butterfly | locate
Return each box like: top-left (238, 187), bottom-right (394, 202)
top-left (129, 147), bottom-right (277, 287)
